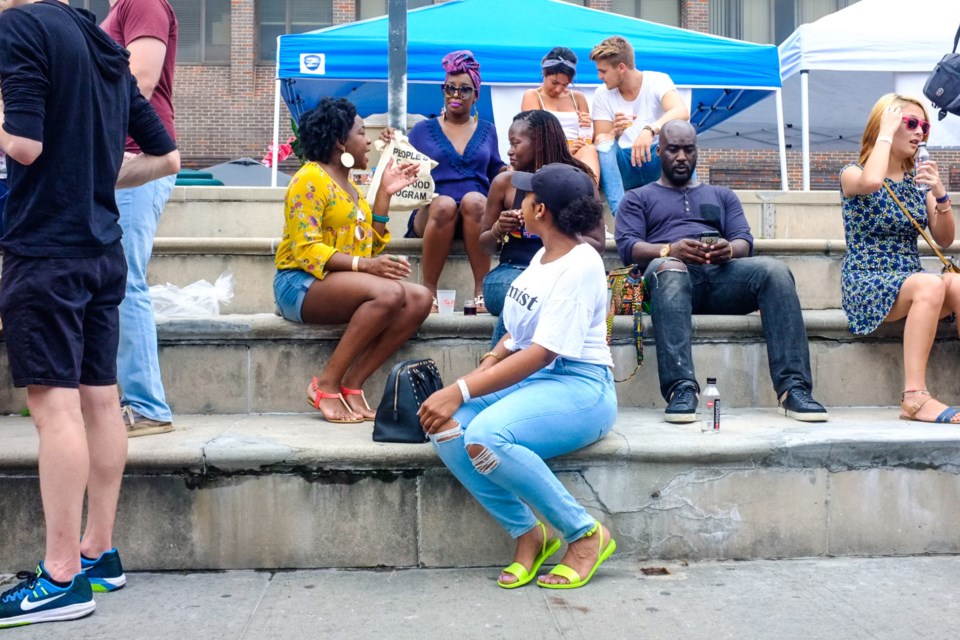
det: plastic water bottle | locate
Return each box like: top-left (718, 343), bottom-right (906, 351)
top-left (701, 377), bottom-right (720, 432)
top-left (915, 143), bottom-right (931, 193)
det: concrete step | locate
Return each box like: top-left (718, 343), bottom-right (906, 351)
top-left (2, 408), bottom-right (958, 571)
top-left (148, 237), bottom-right (957, 315)
top-left (160, 186), bottom-right (959, 241)
top-left (0, 311), bottom-right (955, 415)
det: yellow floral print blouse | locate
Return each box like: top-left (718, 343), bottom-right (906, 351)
top-left (274, 162), bottom-right (390, 278)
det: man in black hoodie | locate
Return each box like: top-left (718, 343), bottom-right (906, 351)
top-left (0, 0), bottom-right (179, 629)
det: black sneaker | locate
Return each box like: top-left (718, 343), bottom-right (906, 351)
top-left (0, 563), bottom-right (95, 629)
top-left (778, 387), bottom-right (829, 422)
top-left (665, 383), bottom-right (699, 423)
top-left (81, 548), bottom-right (126, 593)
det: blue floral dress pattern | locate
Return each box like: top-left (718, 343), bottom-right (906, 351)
top-left (841, 164), bottom-right (928, 335)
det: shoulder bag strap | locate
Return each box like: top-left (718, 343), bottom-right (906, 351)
top-left (882, 181), bottom-right (956, 271)
top-left (953, 23), bottom-right (960, 54)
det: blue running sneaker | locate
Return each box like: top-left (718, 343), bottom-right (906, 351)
top-left (80, 548), bottom-right (126, 592)
top-left (0, 563), bottom-right (95, 628)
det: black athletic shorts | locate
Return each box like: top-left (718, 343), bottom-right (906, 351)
top-left (0, 242), bottom-right (127, 388)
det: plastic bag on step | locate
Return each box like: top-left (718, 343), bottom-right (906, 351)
top-left (150, 272), bottom-right (234, 318)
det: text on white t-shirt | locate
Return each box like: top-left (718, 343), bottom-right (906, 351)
top-left (502, 243), bottom-right (613, 368)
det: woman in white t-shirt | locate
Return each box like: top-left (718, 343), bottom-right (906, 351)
top-left (419, 163), bottom-right (618, 590)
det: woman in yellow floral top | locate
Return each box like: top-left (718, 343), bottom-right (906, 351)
top-left (274, 98), bottom-right (431, 423)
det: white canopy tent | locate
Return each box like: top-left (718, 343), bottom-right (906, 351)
top-left (779, 0), bottom-right (960, 190)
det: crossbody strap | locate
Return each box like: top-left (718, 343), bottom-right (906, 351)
top-left (882, 180), bottom-right (956, 271)
top-left (953, 22), bottom-right (960, 54)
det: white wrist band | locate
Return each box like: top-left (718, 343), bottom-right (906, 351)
top-left (352, 256), bottom-right (360, 272)
top-left (456, 378), bottom-right (471, 402)
top-left (876, 135), bottom-right (893, 145)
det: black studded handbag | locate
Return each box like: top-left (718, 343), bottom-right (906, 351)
top-left (372, 358), bottom-right (444, 443)
top-left (923, 24), bottom-right (960, 121)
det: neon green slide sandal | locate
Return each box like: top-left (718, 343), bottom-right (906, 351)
top-left (497, 521), bottom-right (563, 589)
top-left (537, 521), bottom-right (616, 589)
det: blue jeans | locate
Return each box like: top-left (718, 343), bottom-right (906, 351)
top-left (643, 256), bottom-right (813, 401)
top-left (116, 174), bottom-right (176, 422)
top-left (481, 262), bottom-right (526, 348)
top-left (431, 359), bottom-right (617, 542)
top-left (597, 141), bottom-right (662, 215)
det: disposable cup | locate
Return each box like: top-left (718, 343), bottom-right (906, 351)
top-left (437, 289), bottom-right (456, 315)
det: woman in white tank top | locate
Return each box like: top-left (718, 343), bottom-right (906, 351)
top-left (521, 47), bottom-right (600, 183)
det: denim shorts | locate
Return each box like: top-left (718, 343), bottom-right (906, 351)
top-left (274, 269), bottom-right (317, 323)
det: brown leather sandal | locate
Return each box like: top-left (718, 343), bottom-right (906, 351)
top-left (900, 389), bottom-right (960, 424)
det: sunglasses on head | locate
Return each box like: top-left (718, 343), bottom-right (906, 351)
top-left (902, 116), bottom-right (931, 136)
top-left (441, 84), bottom-right (474, 98)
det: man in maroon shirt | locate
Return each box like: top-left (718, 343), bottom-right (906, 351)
top-left (100, 0), bottom-right (178, 438)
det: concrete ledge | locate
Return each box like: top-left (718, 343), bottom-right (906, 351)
top-left (159, 187), bottom-right (958, 241)
top-left (147, 310), bottom-right (953, 343)
top-left (1, 311), bottom-right (957, 414)
top-left (2, 409), bottom-right (959, 570)
top-left (151, 235), bottom-right (960, 258)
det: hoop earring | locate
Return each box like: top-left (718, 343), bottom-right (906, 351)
top-left (340, 151), bottom-right (355, 169)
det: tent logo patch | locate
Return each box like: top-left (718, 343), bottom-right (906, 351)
top-left (300, 54), bottom-right (326, 75)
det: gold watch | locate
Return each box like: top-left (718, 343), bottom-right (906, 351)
top-left (659, 243), bottom-right (671, 258)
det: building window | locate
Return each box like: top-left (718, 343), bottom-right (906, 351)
top-left (170, 0), bottom-right (231, 64)
top-left (72, 0), bottom-right (229, 65)
top-left (69, 0), bottom-right (112, 22)
top-left (609, 0), bottom-right (681, 26)
top-left (709, 0), bottom-right (859, 44)
top-left (357, 0), bottom-right (434, 20)
top-left (259, 0), bottom-right (333, 63)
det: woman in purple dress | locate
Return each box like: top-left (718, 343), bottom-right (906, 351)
top-left (383, 51), bottom-right (506, 312)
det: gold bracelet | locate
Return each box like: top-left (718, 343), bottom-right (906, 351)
top-left (479, 351), bottom-right (503, 364)
top-left (935, 203), bottom-right (953, 214)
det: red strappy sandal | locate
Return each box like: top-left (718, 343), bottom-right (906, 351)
top-left (306, 377), bottom-right (363, 423)
top-left (340, 385), bottom-right (376, 422)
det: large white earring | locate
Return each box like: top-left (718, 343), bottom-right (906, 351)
top-left (340, 151), bottom-right (355, 169)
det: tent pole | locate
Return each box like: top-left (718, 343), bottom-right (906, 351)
top-left (271, 78), bottom-right (281, 188)
top-left (388, 0), bottom-right (408, 132)
top-left (775, 89), bottom-right (789, 191)
top-left (800, 70), bottom-right (810, 191)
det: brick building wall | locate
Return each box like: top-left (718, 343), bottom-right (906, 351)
top-left (171, 0), bottom-right (959, 190)
top-left (681, 0), bottom-right (708, 32)
top-left (699, 149), bottom-right (960, 191)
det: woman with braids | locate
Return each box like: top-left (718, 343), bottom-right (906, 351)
top-left (381, 50), bottom-right (506, 313)
top-left (420, 164), bottom-right (618, 591)
top-left (274, 97), bottom-right (433, 424)
top-left (521, 47), bottom-right (600, 182)
top-left (479, 110), bottom-right (605, 346)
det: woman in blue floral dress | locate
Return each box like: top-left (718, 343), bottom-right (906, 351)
top-left (840, 93), bottom-right (960, 423)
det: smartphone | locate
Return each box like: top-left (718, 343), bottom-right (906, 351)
top-left (699, 232), bottom-right (720, 246)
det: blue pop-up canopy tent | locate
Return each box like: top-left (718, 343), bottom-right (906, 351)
top-left (271, 0), bottom-right (788, 187)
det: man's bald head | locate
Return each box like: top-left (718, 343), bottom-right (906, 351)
top-left (660, 120), bottom-right (697, 146)
top-left (657, 120), bottom-right (698, 187)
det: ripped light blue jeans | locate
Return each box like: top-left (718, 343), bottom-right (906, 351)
top-left (430, 358), bottom-right (617, 541)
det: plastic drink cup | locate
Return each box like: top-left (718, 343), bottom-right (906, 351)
top-left (437, 290), bottom-right (456, 315)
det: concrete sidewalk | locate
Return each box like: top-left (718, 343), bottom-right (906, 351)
top-left (2, 556), bottom-right (958, 639)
